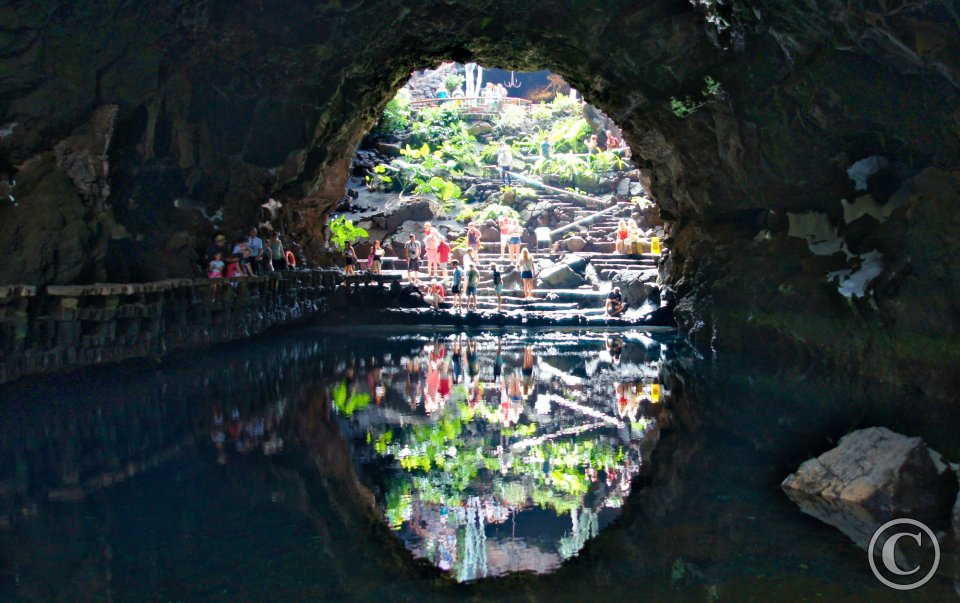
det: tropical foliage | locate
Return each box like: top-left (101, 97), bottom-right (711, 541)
top-left (328, 216), bottom-right (369, 251)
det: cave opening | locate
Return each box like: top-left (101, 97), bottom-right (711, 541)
top-left (322, 62), bottom-right (667, 319)
top-left (2, 1), bottom-right (960, 598)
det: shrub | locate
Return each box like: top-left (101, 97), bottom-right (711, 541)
top-left (376, 94), bottom-right (411, 134)
top-left (329, 216), bottom-right (369, 251)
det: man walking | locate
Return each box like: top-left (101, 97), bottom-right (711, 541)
top-left (496, 142), bottom-right (513, 185)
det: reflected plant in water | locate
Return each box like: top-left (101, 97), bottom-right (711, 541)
top-left (331, 381), bottom-right (371, 416)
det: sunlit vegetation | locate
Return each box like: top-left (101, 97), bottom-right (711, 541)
top-left (368, 88), bottom-right (633, 221)
top-left (328, 217), bottom-right (369, 251)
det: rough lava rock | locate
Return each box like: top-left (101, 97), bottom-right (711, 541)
top-left (612, 269), bottom-right (660, 307)
top-left (372, 199), bottom-right (435, 233)
top-left (537, 263), bottom-right (585, 289)
top-left (781, 427), bottom-right (959, 549)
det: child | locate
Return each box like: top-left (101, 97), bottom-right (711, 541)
top-left (240, 246), bottom-right (256, 276)
top-left (208, 252), bottom-right (225, 278)
top-left (424, 280), bottom-right (445, 310)
top-left (450, 260), bottom-right (463, 311)
top-left (491, 264), bottom-right (503, 312)
top-left (466, 263), bottom-right (480, 310)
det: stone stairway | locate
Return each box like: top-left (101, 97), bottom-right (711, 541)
top-left (351, 170), bottom-right (662, 317)
top-left (372, 249), bottom-right (658, 314)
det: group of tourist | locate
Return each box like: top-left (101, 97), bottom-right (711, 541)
top-left (585, 129), bottom-right (623, 153)
top-left (345, 214), bottom-right (539, 312)
top-left (205, 228), bottom-right (294, 279)
top-left (394, 336), bottom-right (538, 423)
top-left (433, 81), bottom-right (510, 111)
top-left (614, 218), bottom-right (648, 255)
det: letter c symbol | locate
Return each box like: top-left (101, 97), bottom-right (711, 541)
top-left (881, 531), bottom-right (921, 575)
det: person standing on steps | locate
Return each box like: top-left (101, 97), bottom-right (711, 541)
top-left (369, 240), bottom-right (384, 275)
top-left (466, 222), bottom-right (482, 258)
top-left (404, 234), bottom-right (422, 285)
top-left (424, 223), bottom-right (442, 278)
top-left (508, 220), bottom-right (523, 264)
top-left (519, 247), bottom-right (536, 300)
top-left (498, 213), bottom-right (512, 259)
top-left (496, 142), bottom-right (513, 185)
top-left (343, 243), bottom-right (357, 275)
top-left (437, 236), bottom-right (451, 281)
top-left (450, 260), bottom-right (463, 311)
top-left (466, 262), bottom-right (480, 311)
top-left (491, 264), bottom-right (503, 312)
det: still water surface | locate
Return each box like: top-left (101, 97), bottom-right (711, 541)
top-left (0, 326), bottom-right (956, 601)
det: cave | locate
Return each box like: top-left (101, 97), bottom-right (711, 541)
top-left (1, 1), bottom-right (959, 600)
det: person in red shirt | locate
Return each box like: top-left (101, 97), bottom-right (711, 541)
top-left (437, 236), bottom-right (451, 281)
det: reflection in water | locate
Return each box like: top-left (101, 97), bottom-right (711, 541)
top-left (326, 332), bottom-right (673, 581)
top-left (4, 327), bottom-right (957, 601)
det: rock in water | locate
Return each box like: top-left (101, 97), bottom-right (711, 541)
top-left (537, 264), bottom-right (584, 289)
top-left (782, 427), bottom-right (958, 549)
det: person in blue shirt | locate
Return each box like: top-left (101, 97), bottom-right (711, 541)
top-left (450, 260), bottom-right (463, 311)
top-left (247, 228), bottom-right (264, 274)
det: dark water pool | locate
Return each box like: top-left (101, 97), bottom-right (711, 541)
top-left (0, 326), bottom-right (957, 601)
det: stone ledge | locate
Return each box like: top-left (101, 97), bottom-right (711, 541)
top-left (0, 285), bottom-right (38, 299)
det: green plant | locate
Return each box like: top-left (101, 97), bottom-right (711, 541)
top-left (669, 97), bottom-right (699, 118)
top-left (332, 381), bottom-right (371, 416)
top-left (514, 186), bottom-right (539, 201)
top-left (413, 175), bottom-right (462, 201)
top-left (478, 203), bottom-right (519, 222)
top-left (409, 103), bottom-right (463, 146)
top-left (375, 94), bottom-right (411, 134)
top-left (669, 75), bottom-right (723, 118)
top-left (328, 216), bottom-right (368, 252)
top-left (455, 207), bottom-right (477, 223)
top-left (549, 91), bottom-right (583, 116)
top-left (547, 117), bottom-right (592, 153)
top-left (496, 103), bottom-right (527, 131)
top-left (444, 73), bottom-right (465, 93)
top-left (480, 143), bottom-right (500, 165)
top-left (530, 102), bottom-right (554, 121)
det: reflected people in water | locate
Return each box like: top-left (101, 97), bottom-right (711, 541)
top-left (316, 332), bottom-right (671, 580)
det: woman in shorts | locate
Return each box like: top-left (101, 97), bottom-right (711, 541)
top-left (508, 221), bottom-right (523, 263)
top-left (519, 247), bottom-right (536, 300)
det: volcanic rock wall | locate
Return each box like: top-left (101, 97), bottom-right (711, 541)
top-left (1, 1), bottom-right (958, 395)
